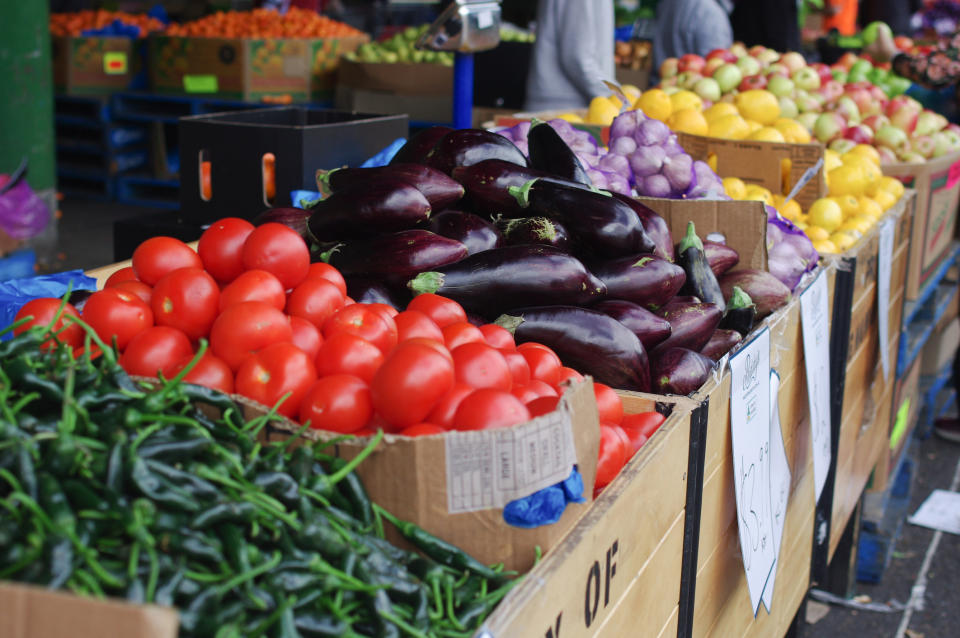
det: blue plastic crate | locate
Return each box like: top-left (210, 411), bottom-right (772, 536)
top-left (856, 454), bottom-right (916, 583)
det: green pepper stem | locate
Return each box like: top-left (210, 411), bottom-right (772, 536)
top-left (324, 428), bottom-right (384, 486)
top-left (217, 550), bottom-right (282, 596)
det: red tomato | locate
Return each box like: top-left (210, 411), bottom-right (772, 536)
top-left (286, 278), bottom-right (345, 328)
top-left (298, 374), bottom-right (372, 433)
top-left (619, 426), bottom-right (648, 456)
top-left (120, 326), bottom-right (193, 378)
top-left (394, 310), bottom-right (443, 342)
top-left (219, 269), bottom-right (286, 311)
top-left (81, 289), bottom-right (153, 351)
top-left (510, 379), bottom-right (558, 403)
top-left (519, 345), bottom-right (563, 385)
top-left (402, 337), bottom-right (453, 364)
top-left (593, 383), bottom-right (624, 425)
top-left (526, 395), bottom-right (560, 417)
top-left (110, 280), bottom-right (152, 306)
top-left (453, 389), bottom-right (531, 431)
top-left (370, 341), bottom-right (455, 428)
top-left (503, 351), bottom-right (531, 386)
top-left (315, 332), bottom-right (384, 384)
top-left (197, 217), bottom-right (255, 284)
top-left (241, 223), bottom-right (310, 290)
top-left (322, 304), bottom-right (397, 354)
top-left (442, 321), bottom-right (484, 350)
top-left (366, 302), bottom-right (399, 320)
top-left (620, 412), bottom-right (666, 442)
top-left (595, 424), bottom-right (630, 490)
top-left (151, 268), bottom-right (220, 341)
top-left (104, 266), bottom-right (138, 288)
top-left (171, 352), bottom-right (234, 394)
top-left (289, 316), bottom-right (322, 361)
top-left (406, 293), bottom-right (466, 328)
top-left (132, 237), bottom-right (202, 286)
top-left (235, 342), bottom-right (317, 418)
top-left (478, 324), bottom-right (515, 350)
top-left (397, 423), bottom-right (446, 437)
top-left (451, 342), bottom-right (512, 390)
top-left (554, 366), bottom-right (584, 388)
top-left (13, 298), bottom-right (83, 350)
top-left (304, 262), bottom-right (347, 296)
top-left (210, 301), bottom-right (293, 370)
top-left (427, 384), bottom-right (475, 428)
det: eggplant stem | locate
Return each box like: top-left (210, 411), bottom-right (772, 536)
top-left (678, 221), bottom-right (703, 253)
top-left (493, 313), bottom-right (524, 335)
top-left (408, 271), bottom-right (444, 296)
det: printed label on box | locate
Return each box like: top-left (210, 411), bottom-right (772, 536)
top-left (445, 403), bottom-right (578, 514)
top-left (947, 159), bottom-right (960, 189)
top-left (103, 51), bottom-right (128, 75)
top-left (183, 74), bottom-right (219, 93)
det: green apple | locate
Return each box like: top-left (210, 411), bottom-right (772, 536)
top-left (713, 63), bottom-right (743, 93)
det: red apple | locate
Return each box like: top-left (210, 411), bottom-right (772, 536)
top-left (738, 74), bottom-right (768, 91)
top-left (704, 57), bottom-right (727, 75)
top-left (836, 52), bottom-right (859, 70)
top-left (748, 45), bottom-right (767, 57)
top-left (678, 53), bottom-right (706, 74)
top-left (946, 123), bottom-right (960, 136)
top-left (730, 42), bottom-right (748, 58)
top-left (810, 63), bottom-right (833, 86)
top-left (877, 146), bottom-right (898, 165)
top-left (779, 51), bottom-right (806, 73)
top-left (912, 134), bottom-right (936, 158)
top-left (845, 87), bottom-right (876, 116)
top-left (660, 57), bottom-right (679, 79)
top-left (885, 95), bottom-right (921, 117)
top-left (894, 35), bottom-right (914, 51)
top-left (830, 138), bottom-right (857, 154)
top-left (843, 124), bottom-right (874, 144)
top-left (890, 106), bottom-right (919, 134)
top-left (813, 112), bottom-right (846, 143)
top-left (765, 63), bottom-right (790, 78)
top-left (819, 80), bottom-right (844, 103)
top-left (862, 113), bottom-right (891, 132)
top-left (876, 124), bottom-right (910, 152)
top-left (706, 48), bottom-right (737, 63)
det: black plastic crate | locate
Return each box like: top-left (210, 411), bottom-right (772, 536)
top-left (114, 211), bottom-right (206, 262)
top-left (178, 107), bottom-right (408, 223)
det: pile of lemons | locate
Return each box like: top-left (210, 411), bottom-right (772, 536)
top-left (722, 144), bottom-right (904, 254)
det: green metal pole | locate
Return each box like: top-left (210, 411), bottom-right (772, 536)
top-left (0, 1), bottom-right (55, 194)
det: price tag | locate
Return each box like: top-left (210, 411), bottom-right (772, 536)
top-left (878, 218), bottom-right (895, 379)
top-left (761, 370), bottom-right (791, 613)
top-left (800, 270), bottom-right (831, 501)
top-left (183, 74), bottom-right (219, 94)
top-left (729, 328), bottom-right (775, 615)
top-left (103, 51), bottom-right (128, 75)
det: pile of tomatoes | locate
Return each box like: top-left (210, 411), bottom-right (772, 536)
top-left (50, 10), bottom-right (166, 38)
top-left (15, 217), bottom-right (665, 494)
top-left (165, 8), bottom-right (364, 39)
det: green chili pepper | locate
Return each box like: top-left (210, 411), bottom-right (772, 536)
top-left (192, 502), bottom-right (258, 530)
top-left (129, 457), bottom-right (200, 512)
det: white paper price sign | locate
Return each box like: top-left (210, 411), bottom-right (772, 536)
top-left (800, 270), bottom-right (832, 501)
top-left (729, 328), bottom-right (775, 615)
top-left (878, 218), bottom-right (895, 379)
top-left (761, 370), bottom-right (791, 613)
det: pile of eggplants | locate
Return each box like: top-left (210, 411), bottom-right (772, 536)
top-left (257, 125), bottom-right (791, 395)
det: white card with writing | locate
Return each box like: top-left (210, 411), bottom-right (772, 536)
top-left (799, 270), bottom-right (832, 501)
top-left (761, 370), bottom-right (792, 613)
top-left (729, 327), bottom-right (775, 615)
top-left (877, 218), bottom-right (895, 379)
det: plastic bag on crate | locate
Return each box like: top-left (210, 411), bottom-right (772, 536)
top-left (0, 175), bottom-right (51, 241)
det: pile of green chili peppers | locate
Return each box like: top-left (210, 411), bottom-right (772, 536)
top-left (0, 308), bottom-right (519, 637)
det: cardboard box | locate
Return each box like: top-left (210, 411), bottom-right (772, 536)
top-left (882, 150), bottom-right (960, 299)
top-left (0, 582), bottom-right (178, 638)
top-left (52, 35), bottom-right (145, 95)
top-left (334, 58), bottom-right (453, 122)
top-left (676, 133), bottom-right (827, 212)
top-left (149, 34), bottom-right (368, 102)
top-left (921, 317), bottom-right (960, 376)
top-left (615, 67), bottom-right (651, 90)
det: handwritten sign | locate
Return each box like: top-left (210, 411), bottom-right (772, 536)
top-left (878, 218), bottom-right (895, 379)
top-left (800, 270), bottom-right (832, 501)
top-left (761, 370), bottom-right (792, 612)
top-left (729, 328), bottom-right (775, 615)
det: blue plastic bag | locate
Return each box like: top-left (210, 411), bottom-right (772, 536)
top-left (503, 467), bottom-right (585, 529)
top-left (360, 138), bottom-right (407, 168)
top-left (0, 270), bottom-right (97, 339)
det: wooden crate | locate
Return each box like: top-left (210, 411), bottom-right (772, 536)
top-left (480, 394), bottom-right (698, 638)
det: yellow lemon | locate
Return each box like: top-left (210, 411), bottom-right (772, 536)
top-left (709, 114), bottom-right (751, 140)
top-left (848, 144), bottom-right (881, 165)
top-left (747, 126), bottom-right (786, 142)
top-left (734, 90), bottom-right (781, 125)
top-left (634, 89), bottom-right (673, 121)
top-left (842, 154), bottom-right (882, 188)
top-left (722, 176), bottom-right (748, 200)
top-left (794, 220), bottom-right (809, 230)
top-left (857, 196), bottom-right (883, 220)
top-left (667, 108), bottom-right (709, 136)
top-left (743, 184), bottom-right (773, 206)
top-left (773, 118), bottom-right (812, 143)
top-left (812, 239), bottom-right (838, 254)
top-left (621, 84), bottom-right (642, 102)
top-left (872, 189), bottom-right (896, 211)
top-left (806, 226), bottom-right (831, 241)
top-left (830, 231), bottom-right (858, 251)
top-left (779, 198), bottom-right (803, 220)
top-left (744, 119), bottom-right (764, 133)
top-left (852, 214), bottom-right (878, 230)
top-left (670, 90), bottom-right (703, 113)
top-left (556, 112), bottom-right (584, 123)
top-left (839, 218), bottom-right (870, 234)
top-left (875, 175), bottom-right (905, 199)
top-left (586, 96), bottom-right (620, 126)
top-left (808, 197), bottom-right (843, 232)
top-left (823, 149), bottom-right (844, 172)
top-left (704, 102), bottom-right (739, 123)
top-left (834, 194), bottom-right (860, 218)
top-left (827, 164), bottom-right (867, 197)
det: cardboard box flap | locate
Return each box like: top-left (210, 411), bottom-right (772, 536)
top-left (337, 58), bottom-right (453, 96)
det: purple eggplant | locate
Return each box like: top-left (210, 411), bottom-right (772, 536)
top-left (718, 286), bottom-right (756, 336)
top-left (318, 163), bottom-right (464, 211)
top-left (407, 245), bottom-right (606, 317)
top-left (389, 126), bottom-right (452, 165)
top-left (452, 159), bottom-right (553, 217)
top-left (652, 348), bottom-right (717, 395)
top-left (425, 210), bottom-right (503, 256)
top-left (307, 178), bottom-right (431, 241)
top-left (511, 178), bottom-right (655, 258)
top-left (653, 301), bottom-right (723, 354)
top-left (426, 129), bottom-right (528, 176)
top-left (700, 329), bottom-right (743, 361)
top-left (718, 269), bottom-right (791, 319)
top-left (254, 207), bottom-right (313, 241)
top-left (677, 222), bottom-right (726, 314)
top-left (612, 194), bottom-right (675, 262)
top-left (65, 289), bottom-right (95, 313)
top-left (589, 254), bottom-right (686, 310)
top-left (496, 216), bottom-right (574, 251)
top-left (527, 119), bottom-right (592, 185)
top-left (703, 240), bottom-right (740, 277)
top-left (321, 230), bottom-right (467, 283)
top-left (592, 299), bottom-right (672, 350)
top-left (344, 276), bottom-right (410, 310)
top-left (497, 305), bottom-right (650, 392)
